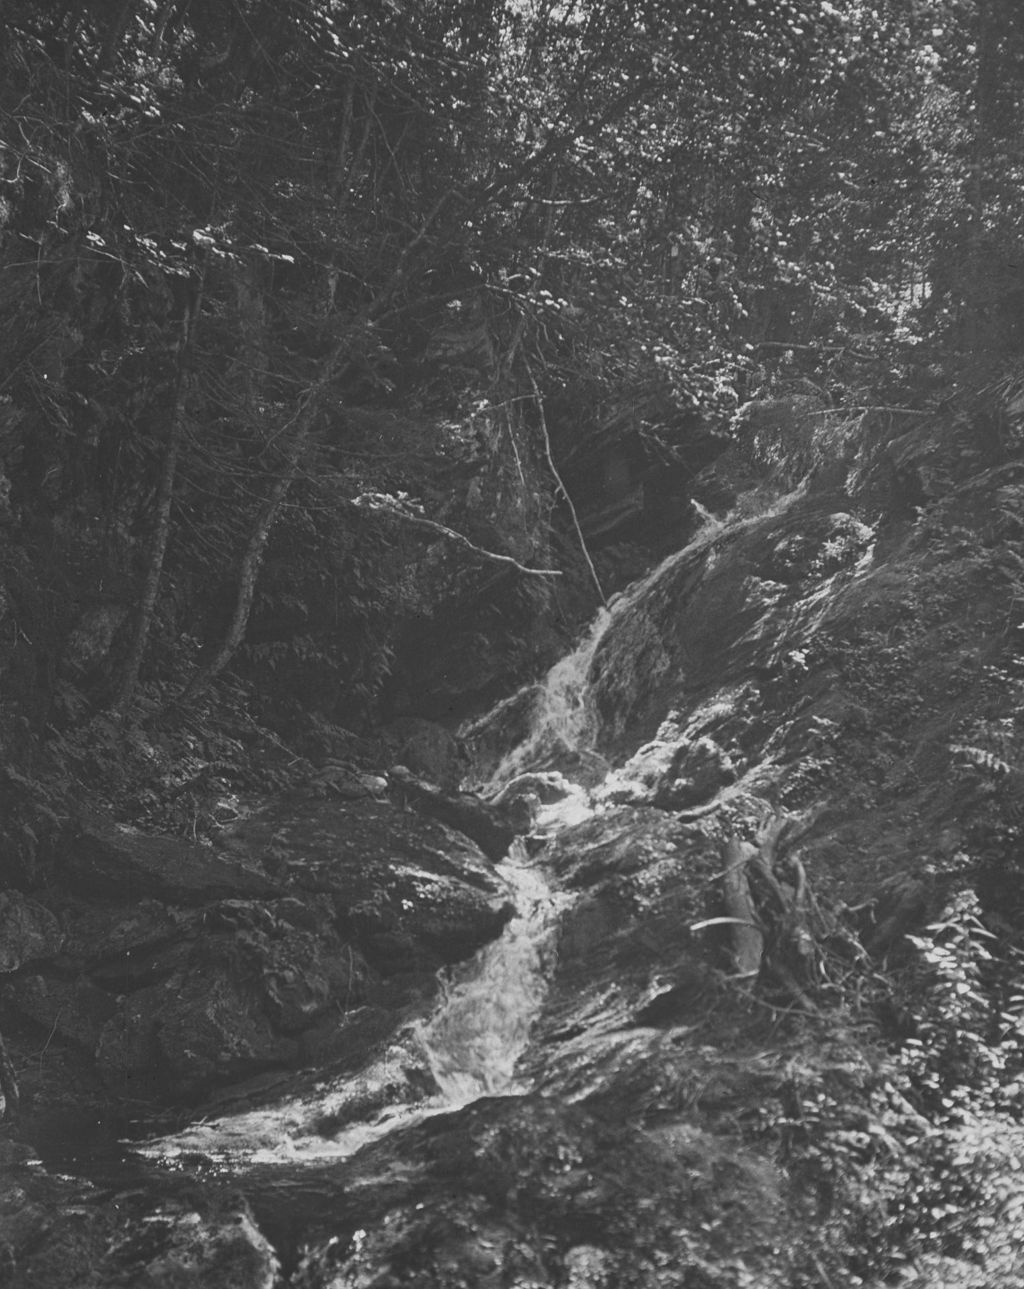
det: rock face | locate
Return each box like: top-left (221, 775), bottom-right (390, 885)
top-left (0, 1148), bottom-right (280, 1289)
top-left (1, 800), bottom-right (512, 1106)
top-left (289, 1096), bottom-right (792, 1289)
top-left (7, 403), bottom-right (1024, 1286)
top-left (0, 890), bottom-right (63, 972)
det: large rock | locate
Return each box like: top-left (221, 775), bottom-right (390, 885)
top-left (93, 896), bottom-right (368, 1100)
top-left (526, 808), bottom-right (725, 1063)
top-left (1, 974), bottom-right (117, 1054)
top-left (0, 890), bottom-right (63, 971)
top-left (0, 1161), bottom-right (279, 1289)
top-left (293, 1096), bottom-right (792, 1289)
top-left (223, 799), bottom-right (513, 972)
top-left (62, 820), bottom-right (281, 904)
top-left (2, 798), bottom-right (514, 1106)
top-left (387, 765), bottom-right (525, 860)
top-left (382, 717), bottom-right (467, 790)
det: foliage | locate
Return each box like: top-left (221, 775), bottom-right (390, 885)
top-left (750, 888), bottom-right (1024, 1285)
top-left (2, 0), bottom-right (1024, 836)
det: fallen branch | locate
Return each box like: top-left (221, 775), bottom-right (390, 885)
top-left (382, 507), bottom-right (562, 577)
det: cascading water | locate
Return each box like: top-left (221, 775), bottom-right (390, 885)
top-left (484, 606), bottom-right (611, 789)
top-left (416, 845), bottom-right (568, 1102)
top-left (141, 484), bottom-right (810, 1173)
top-left (143, 841), bottom-right (568, 1168)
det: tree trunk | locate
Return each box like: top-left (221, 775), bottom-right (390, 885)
top-left (108, 304), bottom-right (197, 716)
top-left (174, 413), bottom-right (314, 707)
top-left (170, 193), bottom-right (460, 707)
top-left (0, 1028), bottom-right (19, 1121)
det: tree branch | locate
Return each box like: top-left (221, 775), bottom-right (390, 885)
top-left (526, 363), bottom-right (607, 606)
top-left (357, 500), bottom-right (562, 577)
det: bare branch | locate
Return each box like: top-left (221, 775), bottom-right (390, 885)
top-left (526, 362), bottom-right (607, 605)
top-left (360, 501), bottom-right (562, 577)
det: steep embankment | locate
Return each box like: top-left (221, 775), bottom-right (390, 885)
top-left (3, 397), bottom-right (1024, 1287)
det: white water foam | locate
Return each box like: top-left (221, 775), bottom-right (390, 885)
top-left (140, 843), bottom-right (568, 1168)
top-left (139, 484), bottom-right (807, 1172)
top-left (480, 486), bottom-right (802, 793)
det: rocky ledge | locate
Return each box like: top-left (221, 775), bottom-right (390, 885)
top-left (0, 797), bottom-right (513, 1115)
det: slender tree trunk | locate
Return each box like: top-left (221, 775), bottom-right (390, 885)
top-left (0, 1028), bottom-right (19, 1121)
top-left (967, 0), bottom-right (997, 351)
top-left (108, 297), bottom-right (200, 716)
top-left (173, 392), bottom-right (319, 706)
top-left (170, 192), bottom-right (459, 707)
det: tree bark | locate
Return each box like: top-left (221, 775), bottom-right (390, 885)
top-left (0, 1028), bottom-right (19, 1121)
top-left (174, 403), bottom-right (316, 706)
top-left (108, 299), bottom-right (199, 716)
top-left (171, 191), bottom-right (464, 707)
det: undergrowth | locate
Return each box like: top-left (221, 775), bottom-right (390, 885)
top-left (752, 888), bottom-right (1024, 1287)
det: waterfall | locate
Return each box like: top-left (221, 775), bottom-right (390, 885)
top-left (142, 842), bottom-right (567, 1168)
top-left (475, 500), bottom-right (739, 791)
top-left (415, 843), bottom-right (569, 1102)
top-left (485, 606), bottom-right (611, 789)
top-left (139, 485), bottom-right (808, 1173)
top-left (475, 483), bottom-right (811, 792)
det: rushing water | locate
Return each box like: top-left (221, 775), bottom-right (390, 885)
top-left (472, 488), bottom-right (811, 795)
top-left (143, 841), bottom-right (568, 1168)
top-left (142, 483), bottom-right (811, 1173)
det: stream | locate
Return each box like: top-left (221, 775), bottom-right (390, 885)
top-left (143, 841), bottom-right (569, 1169)
top-left (8, 409), bottom-right (1007, 1285)
top-left (135, 490), bottom-right (806, 1177)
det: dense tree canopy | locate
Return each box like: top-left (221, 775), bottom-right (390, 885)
top-left (2, 0), bottom-right (1024, 773)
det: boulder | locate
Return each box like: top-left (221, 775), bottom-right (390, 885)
top-left (382, 717), bottom-right (467, 790)
top-left (0, 891), bottom-right (63, 972)
top-left (0, 1166), bottom-right (278, 1289)
top-left (62, 820), bottom-right (281, 905)
top-left (102, 1199), bottom-right (280, 1289)
top-left (1, 974), bottom-right (117, 1054)
top-left (94, 897), bottom-right (368, 1100)
top-left (224, 799), bottom-right (512, 971)
top-left (652, 736), bottom-right (736, 809)
top-left (3, 797), bottom-right (513, 1107)
top-left (387, 765), bottom-right (523, 860)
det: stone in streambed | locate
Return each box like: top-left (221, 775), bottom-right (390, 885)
top-left (0, 1165), bottom-right (278, 1289)
top-left (8, 797), bottom-right (513, 1108)
top-left (94, 897), bottom-right (368, 1101)
top-left (387, 765), bottom-right (523, 860)
top-left (226, 798), bottom-right (513, 968)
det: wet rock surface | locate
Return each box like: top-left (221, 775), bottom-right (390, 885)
top-left (281, 1096), bottom-right (792, 1289)
top-left (1, 798), bottom-right (513, 1111)
top-left (5, 406), bottom-right (1024, 1285)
